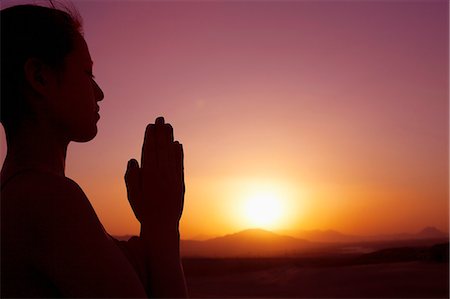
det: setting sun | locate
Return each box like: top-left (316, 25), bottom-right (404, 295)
top-left (243, 191), bottom-right (284, 230)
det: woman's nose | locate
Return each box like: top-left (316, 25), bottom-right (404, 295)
top-left (93, 80), bottom-right (104, 102)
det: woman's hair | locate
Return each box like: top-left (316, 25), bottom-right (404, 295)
top-left (0, 4), bottom-right (83, 135)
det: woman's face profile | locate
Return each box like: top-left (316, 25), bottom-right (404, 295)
top-left (48, 34), bottom-right (104, 143)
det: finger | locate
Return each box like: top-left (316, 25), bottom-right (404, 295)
top-left (125, 159), bottom-right (140, 185)
top-left (165, 123), bottom-right (174, 143)
top-left (155, 116), bottom-right (173, 144)
top-left (155, 119), bottom-right (171, 174)
top-left (169, 141), bottom-right (178, 179)
top-left (176, 142), bottom-right (185, 217)
top-left (155, 116), bottom-right (165, 125)
top-left (141, 123), bottom-right (157, 171)
top-left (174, 141), bottom-right (185, 193)
top-left (125, 159), bottom-right (142, 221)
top-left (180, 143), bottom-right (185, 194)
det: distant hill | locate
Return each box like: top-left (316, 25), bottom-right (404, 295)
top-left (112, 227), bottom-right (448, 257)
top-left (280, 229), bottom-right (362, 243)
top-left (181, 229), bottom-right (313, 257)
top-left (364, 226), bottom-right (448, 242)
top-left (280, 227), bottom-right (449, 243)
top-left (416, 227), bottom-right (448, 239)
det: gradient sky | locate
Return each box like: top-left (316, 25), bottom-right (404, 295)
top-left (1, 0), bottom-right (448, 239)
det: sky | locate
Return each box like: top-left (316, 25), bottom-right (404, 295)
top-left (1, 0), bottom-right (448, 239)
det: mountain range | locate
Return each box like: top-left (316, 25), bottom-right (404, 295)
top-left (277, 226), bottom-right (449, 243)
top-left (179, 227), bottom-right (448, 257)
top-left (113, 226), bottom-right (448, 257)
top-left (181, 229), bottom-right (312, 257)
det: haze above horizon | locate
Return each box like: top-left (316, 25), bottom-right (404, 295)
top-left (1, 1), bottom-right (448, 238)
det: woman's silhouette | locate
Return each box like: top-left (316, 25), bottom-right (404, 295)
top-left (1, 4), bottom-right (187, 298)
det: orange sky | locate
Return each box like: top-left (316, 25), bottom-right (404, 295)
top-left (1, 1), bottom-right (448, 239)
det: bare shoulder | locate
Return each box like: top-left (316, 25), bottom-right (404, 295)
top-left (2, 169), bottom-right (87, 202)
top-left (2, 170), bottom-right (95, 220)
top-left (1, 169), bottom-right (105, 247)
top-left (1, 169), bottom-right (147, 297)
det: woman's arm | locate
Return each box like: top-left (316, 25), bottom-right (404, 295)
top-left (110, 235), bottom-right (149, 294)
top-left (125, 117), bottom-right (188, 298)
top-left (110, 230), bottom-right (187, 298)
top-left (140, 227), bottom-right (187, 298)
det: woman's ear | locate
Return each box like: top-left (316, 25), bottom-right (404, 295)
top-left (23, 58), bottom-right (56, 98)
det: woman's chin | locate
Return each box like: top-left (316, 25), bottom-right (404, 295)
top-left (71, 126), bottom-right (98, 143)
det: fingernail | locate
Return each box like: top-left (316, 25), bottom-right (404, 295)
top-left (156, 116), bottom-right (165, 125)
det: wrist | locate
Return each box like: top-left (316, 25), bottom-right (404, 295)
top-left (140, 224), bottom-right (180, 252)
top-left (140, 223), bottom-right (180, 237)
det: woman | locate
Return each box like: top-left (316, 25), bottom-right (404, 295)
top-left (1, 4), bottom-right (187, 298)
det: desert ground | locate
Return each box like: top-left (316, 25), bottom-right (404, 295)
top-left (183, 254), bottom-right (449, 298)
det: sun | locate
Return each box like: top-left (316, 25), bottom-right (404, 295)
top-left (243, 191), bottom-right (283, 230)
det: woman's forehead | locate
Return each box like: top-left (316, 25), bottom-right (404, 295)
top-left (72, 34), bottom-right (93, 66)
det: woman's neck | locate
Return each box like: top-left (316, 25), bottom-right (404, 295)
top-left (2, 123), bottom-right (69, 178)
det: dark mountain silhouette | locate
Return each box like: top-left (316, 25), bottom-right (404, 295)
top-left (364, 226), bottom-right (448, 242)
top-left (280, 229), bottom-right (362, 243)
top-left (416, 226), bottom-right (448, 239)
top-left (280, 227), bottom-right (449, 243)
top-left (180, 229), bottom-right (312, 257)
top-left (114, 227), bottom-right (448, 257)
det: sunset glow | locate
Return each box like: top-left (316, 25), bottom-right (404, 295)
top-left (0, 0), bottom-right (448, 239)
top-left (243, 190), bottom-right (284, 230)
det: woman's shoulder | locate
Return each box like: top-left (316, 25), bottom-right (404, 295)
top-left (1, 168), bottom-right (98, 231)
top-left (3, 168), bottom-right (81, 193)
top-left (2, 169), bottom-right (87, 206)
top-left (1, 168), bottom-right (108, 262)
top-left (1, 168), bottom-right (148, 297)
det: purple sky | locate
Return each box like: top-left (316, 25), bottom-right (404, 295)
top-left (1, 1), bottom-right (448, 237)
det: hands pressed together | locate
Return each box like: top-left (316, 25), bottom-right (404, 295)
top-left (124, 116), bottom-right (185, 234)
top-left (122, 117), bottom-right (188, 297)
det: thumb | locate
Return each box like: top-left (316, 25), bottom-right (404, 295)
top-left (125, 159), bottom-right (142, 221)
